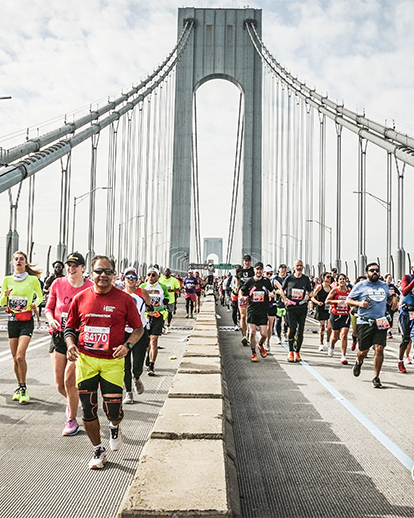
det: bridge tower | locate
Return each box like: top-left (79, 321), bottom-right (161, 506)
top-left (170, 8), bottom-right (262, 271)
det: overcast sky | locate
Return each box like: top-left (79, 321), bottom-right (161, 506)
top-left (1, 0), bottom-right (413, 275)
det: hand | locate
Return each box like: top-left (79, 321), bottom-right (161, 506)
top-left (48, 319), bottom-right (60, 330)
top-left (67, 345), bottom-right (79, 362)
top-left (361, 299), bottom-right (370, 309)
top-left (113, 343), bottom-right (129, 359)
top-left (30, 303), bottom-right (37, 311)
top-left (4, 288), bottom-right (13, 297)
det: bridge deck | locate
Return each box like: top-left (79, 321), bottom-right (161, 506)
top-left (0, 301), bottom-right (192, 518)
top-left (218, 305), bottom-right (414, 518)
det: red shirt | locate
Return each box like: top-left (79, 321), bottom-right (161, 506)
top-left (66, 286), bottom-right (142, 359)
top-left (330, 287), bottom-right (351, 315)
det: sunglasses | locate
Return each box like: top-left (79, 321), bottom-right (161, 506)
top-left (93, 268), bottom-right (114, 275)
top-left (368, 268), bottom-right (379, 273)
top-left (148, 273), bottom-right (158, 277)
top-left (125, 274), bottom-right (137, 280)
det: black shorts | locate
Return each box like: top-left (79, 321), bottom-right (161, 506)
top-left (8, 319), bottom-right (34, 339)
top-left (148, 315), bottom-right (164, 336)
top-left (330, 314), bottom-right (350, 331)
top-left (268, 306), bottom-right (277, 317)
top-left (49, 331), bottom-right (67, 355)
top-left (247, 313), bottom-right (268, 327)
top-left (356, 323), bottom-right (387, 351)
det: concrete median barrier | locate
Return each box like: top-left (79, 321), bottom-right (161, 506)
top-left (117, 295), bottom-right (240, 517)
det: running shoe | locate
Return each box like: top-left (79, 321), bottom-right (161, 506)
top-left (19, 387), bottom-right (30, 404)
top-left (185, 314), bottom-right (189, 318)
top-left (287, 351), bottom-right (294, 362)
top-left (109, 424), bottom-right (123, 451)
top-left (123, 391), bottom-right (134, 404)
top-left (241, 337), bottom-right (249, 347)
top-left (398, 360), bottom-right (407, 373)
top-left (340, 356), bottom-right (348, 365)
top-left (327, 347), bottom-right (334, 357)
top-left (147, 364), bottom-right (155, 376)
top-left (134, 378), bottom-right (145, 395)
top-left (351, 339), bottom-right (357, 351)
top-left (89, 447), bottom-right (107, 469)
top-left (258, 344), bottom-right (267, 358)
top-left (318, 344), bottom-right (324, 351)
top-left (405, 356), bottom-right (412, 365)
top-left (250, 351), bottom-right (258, 362)
top-left (353, 360), bottom-right (363, 377)
top-left (277, 337), bottom-right (282, 345)
top-left (62, 418), bottom-right (80, 436)
top-left (294, 352), bottom-right (302, 362)
top-left (264, 342), bottom-right (270, 352)
top-left (12, 388), bottom-right (21, 401)
top-left (372, 377), bottom-right (382, 389)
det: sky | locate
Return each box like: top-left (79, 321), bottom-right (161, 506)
top-left (1, 0), bottom-right (414, 276)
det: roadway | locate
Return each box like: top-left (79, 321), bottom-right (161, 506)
top-left (0, 302), bottom-right (193, 518)
top-left (217, 304), bottom-right (414, 517)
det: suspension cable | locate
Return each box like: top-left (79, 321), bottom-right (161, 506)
top-left (226, 92), bottom-right (244, 264)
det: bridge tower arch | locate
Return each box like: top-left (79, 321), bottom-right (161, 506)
top-left (170, 7), bottom-right (262, 271)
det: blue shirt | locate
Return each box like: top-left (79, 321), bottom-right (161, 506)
top-left (348, 279), bottom-right (390, 324)
top-left (184, 276), bottom-right (199, 294)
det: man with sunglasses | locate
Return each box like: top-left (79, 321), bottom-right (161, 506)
top-left (346, 262), bottom-right (392, 388)
top-left (64, 255), bottom-right (143, 469)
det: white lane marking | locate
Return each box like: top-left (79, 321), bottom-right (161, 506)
top-left (280, 341), bottom-right (414, 473)
top-left (0, 336), bottom-right (50, 363)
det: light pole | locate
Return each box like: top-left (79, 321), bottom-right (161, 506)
top-left (71, 187), bottom-right (111, 253)
top-left (307, 219), bottom-right (332, 270)
top-left (118, 214), bottom-right (144, 270)
top-left (282, 234), bottom-right (302, 264)
top-left (353, 190), bottom-right (391, 272)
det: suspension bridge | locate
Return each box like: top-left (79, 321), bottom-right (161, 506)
top-left (0, 6), bottom-right (413, 277)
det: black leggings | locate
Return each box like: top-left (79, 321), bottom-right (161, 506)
top-left (231, 301), bottom-right (239, 326)
top-left (287, 308), bottom-right (307, 352)
top-left (124, 330), bottom-right (149, 392)
top-left (186, 297), bottom-right (194, 315)
top-left (275, 315), bottom-right (288, 338)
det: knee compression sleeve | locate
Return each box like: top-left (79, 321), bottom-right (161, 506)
top-left (103, 394), bottom-right (124, 423)
top-left (400, 335), bottom-right (411, 352)
top-left (78, 390), bottom-right (98, 422)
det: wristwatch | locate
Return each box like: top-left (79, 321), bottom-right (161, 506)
top-left (126, 341), bottom-right (134, 349)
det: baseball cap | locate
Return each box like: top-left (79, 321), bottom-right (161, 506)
top-left (264, 265), bottom-right (273, 273)
top-left (52, 260), bottom-right (64, 268)
top-left (65, 252), bottom-right (85, 266)
top-left (124, 266), bottom-right (137, 275)
top-left (243, 254), bottom-right (252, 261)
top-left (254, 261), bottom-right (264, 269)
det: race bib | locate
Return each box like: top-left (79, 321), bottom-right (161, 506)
top-left (337, 299), bottom-right (348, 309)
top-left (9, 296), bottom-right (28, 312)
top-left (84, 326), bottom-right (110, 351)
top-left (61, 312), bottom-right (68, 330)
top-left (409, 311), bottom-right (414, 321)
top-left (291, 288), bottom-right (304, 301)
top-left (252, 291), bottom-right (265, 302)
top-left (375, 317), bottom-right (390, 330)
top-left (149, 294), bottom-right (161, 307)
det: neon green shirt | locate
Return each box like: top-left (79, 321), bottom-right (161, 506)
top-left (159, 275), bottom-right (181, 304)
top-left (0, 275), bottom-right (44, 313)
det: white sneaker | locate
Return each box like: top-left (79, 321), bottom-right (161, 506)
top-left (318, 344), bottom-right (324, 351)
top-left (89, 447), bottom-right (107, 469)
top-left (327, 347), bottom-right (334, 357)
top-left (123, 391), bottom-right (134, 404)
top-left (278, 338), bottom-right (282, 345)
top-left (264, 342), bottom-right (270, 352)
top-left (341, 356), bottom-right (348, 365)
top-left (109, 424), bottom-right (123, 451)
top-left (134, 378), bottom-right (145, 395)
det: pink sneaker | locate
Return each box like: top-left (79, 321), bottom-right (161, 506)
top-left (62, 418), bottom-right (80, 436)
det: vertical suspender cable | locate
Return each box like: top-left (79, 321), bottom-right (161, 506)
top-left (335, 122), bottom-right (343, 271)
top-left (318, 112), bottom-right (326, 273)
top-left (386, 151), bottom-right (392, 272)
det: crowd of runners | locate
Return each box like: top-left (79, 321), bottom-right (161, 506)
top-left (1, 249), bottom-right (414, 471)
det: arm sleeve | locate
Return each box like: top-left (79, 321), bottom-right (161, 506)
top-left (0, 277), bottom-right (8, 307)
top-left (401, 275), bottom-right (414, 296)
top-left (44, 279), bottom-right (57, 315)
top-left (33, 278), bottom-right (44, 307)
